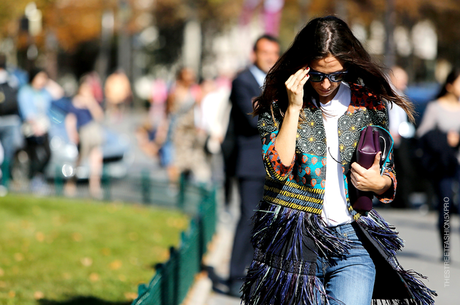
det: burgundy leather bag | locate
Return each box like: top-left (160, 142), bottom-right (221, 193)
top-left (350, 125), bottom-right (392, 211)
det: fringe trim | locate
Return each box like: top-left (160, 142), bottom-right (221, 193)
top-left (372, 298), bottom-right (431, 305)
top-left (392, 267), bottom-right (437, 304)
top-left (356, 209), bottom-right (403, 257)
top-left (246, 202), bottom-right (436, 305)
top-left (251, 201), bottom-right (350, 260)
top-left (241, 258), bottom-right (332, 305)
top-left (358, 209), bottom-right (437, 305)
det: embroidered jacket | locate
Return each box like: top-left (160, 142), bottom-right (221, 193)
top-left (242, 83), bottom-right (436, 305)
top-left (258, 83), bottom-right (396, 218)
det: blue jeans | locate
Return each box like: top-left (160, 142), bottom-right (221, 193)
top-left (0, 115), bottom-right (23, 161)
top-left (316, 222), bottom-right (376, 305)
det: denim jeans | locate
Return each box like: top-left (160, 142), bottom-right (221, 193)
top-left (316, 222), bottom-right (376, 305)
top-left (0, 115), bottom-right (23, 161)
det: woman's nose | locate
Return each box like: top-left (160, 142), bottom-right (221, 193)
top-left (321, 78), bottom-right (331, 89)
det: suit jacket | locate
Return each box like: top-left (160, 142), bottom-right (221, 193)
top-left (227, 68), bottom-right (265, 179)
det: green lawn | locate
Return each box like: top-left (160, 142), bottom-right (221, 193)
top-left (0, 194), bottom-right (189, 305)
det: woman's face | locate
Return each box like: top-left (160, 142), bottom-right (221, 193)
top-left (308, 55), bottom-right (345, 104)
top-left (179, 68), bottom-right (196, 87)
top-left (31, 72), bottom-right (48, 90)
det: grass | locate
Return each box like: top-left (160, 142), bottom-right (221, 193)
top-left (0, 194), bottom-right (189, 305)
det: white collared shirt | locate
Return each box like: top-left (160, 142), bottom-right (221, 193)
top-left (249, 65), bottom-right (266, 88)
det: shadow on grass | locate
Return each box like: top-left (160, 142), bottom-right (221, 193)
top-left (38, 296), bottom-right (132, 305)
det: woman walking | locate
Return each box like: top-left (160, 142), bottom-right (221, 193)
top-left (242, 16), bottom-right (436, 305)
top-left (417, 67), bottom-right (460, 263)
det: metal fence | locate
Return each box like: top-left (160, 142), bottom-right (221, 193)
top-left (131, 179), bottom-right (217, 305)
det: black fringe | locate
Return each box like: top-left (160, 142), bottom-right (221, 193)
top-left (243, 202), bottom-right (437, 305)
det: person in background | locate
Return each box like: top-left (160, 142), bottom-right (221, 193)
top-left (417, 67), bottom-right (460, 263)
top-left (224, 34), bottom-right (280, 297)
top-left (0, 53), bottom-right (23, 190)
top-left (170, 74), bottom-right (211, 184)
top-left (65, 75), bottom-right (105, 198)
top-left (104, 69), bottom-right (132, 122)
top-left (388, 66), bottom-right (410, 146)
top-left (199, 76), bottom-right (232, 182)
top-left (154, 67), bottom-right (199, 190)
top-left (388, 66), bottom-right (414, 208)
top-left (135, 78), bottom-right (169, 162)
top-left (17, 68), bottom-right (63, 194)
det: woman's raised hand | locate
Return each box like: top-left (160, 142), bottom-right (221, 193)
top-left (285, 67), bottom-right (310, 110)
top-left (276, 68), bottom-right (310, 165)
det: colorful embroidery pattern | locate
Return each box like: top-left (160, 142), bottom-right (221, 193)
top-left (263, 176), bottom-right (324, 214)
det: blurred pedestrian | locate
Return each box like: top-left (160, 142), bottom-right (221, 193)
top-left (170, 73), bottom-right (211, 184)
top-left (241, 16), bottom-right (435, 305)
top-left (223, 34), bottom-right (280, 297)
top-left (17, 68), bottom-right (63, 194)
top-left (155, 67), bottom-right (204, 189)
top-left (104, 69), bottom-right (131, 122)
top-left (0, 53), bottom-right (23, 189)
top-left (65, 74), bottom-right (105, 198)
top-left (199, 76), bottom-right (232, 181)
top-left (135, 78), bottom-right (169, 161)
top-left (388, 66), bottom-right (410, 146)
top-left (417, 67), bottom-right (460, 263)
top-left (388, 66), bottom-right (415, 208)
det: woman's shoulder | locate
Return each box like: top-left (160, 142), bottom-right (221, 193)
top-left (425, 100), bottom-right (440, 109)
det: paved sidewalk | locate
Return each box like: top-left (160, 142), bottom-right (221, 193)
top-left (187, 206), bottom-right (459, 305)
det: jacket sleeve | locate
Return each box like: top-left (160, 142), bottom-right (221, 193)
top-left (375, 104), bottom-right (397, 204)
top-left (377, 151), bottom-right (397, 204)
top-left (257, 104), bottom-right (296, 180)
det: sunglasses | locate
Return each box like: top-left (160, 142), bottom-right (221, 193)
top-left (309, 70), bottom-right (348, 82)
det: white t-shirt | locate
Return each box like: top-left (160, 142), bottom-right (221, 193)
top-left (319, 83), bottom-right (353, 226)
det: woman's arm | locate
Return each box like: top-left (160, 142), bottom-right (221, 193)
top-left (416, 102), bottom-right (437, 138)
top-left (65, 113), bottom-right (79, 144)
top-left (86, 99), bottom-right (104, 122)
top-left (275, 68), bottom-right (310, 166)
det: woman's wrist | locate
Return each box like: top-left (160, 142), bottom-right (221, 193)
top-left (375, 175), bottom-right (392, 195)
top-left (286, 105), bottom-right (302, 115)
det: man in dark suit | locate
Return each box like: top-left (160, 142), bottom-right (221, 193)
top-left (225, 34), bottom-right (280, 297)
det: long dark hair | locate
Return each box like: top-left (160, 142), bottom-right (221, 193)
top-left (253, 16), bottom-right (414, 122)
top-left (436, 67), bottom-right (460, 99)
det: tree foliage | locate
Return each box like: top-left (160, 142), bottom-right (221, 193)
top-left (1, 0), bottom-right (460, 69)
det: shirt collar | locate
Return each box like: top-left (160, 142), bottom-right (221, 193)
top-left (249, 64), bottom-right (266, 87)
